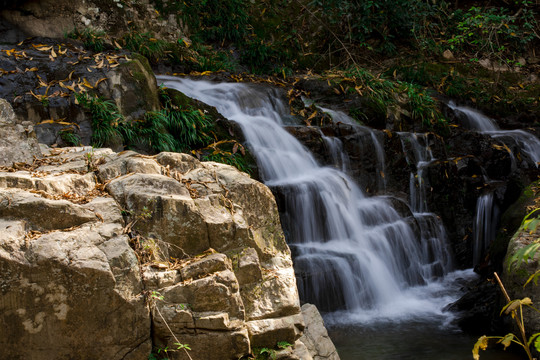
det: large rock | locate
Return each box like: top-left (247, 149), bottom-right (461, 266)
top-left (0, 37), bottom-right (159, 147)
top-left (0, 99), bottom-right (41, 166)
top-left (502, 183), bottom-right (540, 337)
top-left (0, 146), bottom-right (335, 359)
top-left (0, 152), bottom-right (151, 359)
top-left (0, 0), bottom-right (185, 42)
top-left (299, 304), bottom-right (340, 360)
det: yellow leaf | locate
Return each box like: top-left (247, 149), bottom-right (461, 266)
top-left (472, 335), bottom-right (489, 360)
top-left (51, 48), bottom-right (57, 58)
top-left (82, 78), bottom-right (94, 89)
top-left (521, 297), bottom-right (533, 306)
top-left (497, 333), bottom-right (514, 350)
top-left (503, 300), bottom-right (521, 315)
top-left (94, 78), bottom-right (107, 87)
top-left (25, 67), bottom-right (38, 72)
top-left (114, 40), bottom-right (122, 49)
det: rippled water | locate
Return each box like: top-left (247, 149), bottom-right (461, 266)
top-left (328, 322), bottom-right (523, 360)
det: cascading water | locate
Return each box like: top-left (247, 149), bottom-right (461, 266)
top-left (473, 192), bottom-right (500, 266)
top-left (398, 132), bottom-right (436, 213)
top-left (320, 131), bottom-right (351, 172)
top-left (318, 107), bottom-right (387, 191)
top-left (447, 101), bottom-right (540, 167)
top-left (156, 76), bottom-right (472, 327)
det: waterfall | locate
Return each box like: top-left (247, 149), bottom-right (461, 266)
top-left (157, 76), bottom-right (465, 322)
top-left (320, 131), bottom-right (351, 172)
top-left (447, 101), bottom-right (540, 167)
top-left (398, 133), bottom-right (437, 213)
top-left (318, 107), bottom-right (387, 191)
top-left (473, 193), bottom-right (500, 266)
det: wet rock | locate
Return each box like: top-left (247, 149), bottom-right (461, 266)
top-left (448, 278), bottom-right (506, 335)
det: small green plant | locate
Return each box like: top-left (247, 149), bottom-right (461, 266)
top-left (475, 208), bottom-right (540, 359)
top-left (67, 28), bottom-right (107, 52)
top-left (251, 341), bottom-right (292, 359)
top-left (445, 5), bottom-right (538, 62)
top-left (59, 128), bottom-right (81, 146)
top-left (148, 291), bottom-right (193, 360)
top-left (75, 92), bottom-right (128, 147)
top-left (507, 209), bottom-right (540, 285)
top-left (473, 273), bottom-right (540, 360)
top-left (122, 31), bottom-right (169, 63)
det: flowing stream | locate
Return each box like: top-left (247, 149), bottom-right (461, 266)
top-left (447, 101), bottom-right (540, 167)
top-left (156, 76), bottom-right (504, 358)
top-left (447, 102), bottom-right (539, 265)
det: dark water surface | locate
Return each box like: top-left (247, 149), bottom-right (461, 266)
top-left (328, 321), bottom-right (523, 360)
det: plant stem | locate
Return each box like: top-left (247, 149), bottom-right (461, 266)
top-left (154, 304), bottom-right (194, 360)
top-left (494, 271), bottom-right (534, 360)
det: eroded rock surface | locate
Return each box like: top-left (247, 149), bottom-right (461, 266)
top-left (0, 99), bottom-right (42, 166)
top-left (0, 146), bottom-right (337, 359)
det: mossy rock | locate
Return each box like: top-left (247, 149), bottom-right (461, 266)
top-left (491, 180), bottom-right (539, 272)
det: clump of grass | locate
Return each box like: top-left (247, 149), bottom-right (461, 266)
top-left (67, 28), bottom-right (107, 52)
top-left (76, 89), bottom-right (251, 173)
top-left (75, 92), bottom-right (127, 147)
top-left (122, 31), bottom-right (169, 63)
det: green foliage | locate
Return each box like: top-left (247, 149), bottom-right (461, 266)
top-left (76, 88), bottom-right (251, 173)
top-left (343, 66), bottom-right (447, 131)
top-left (59, 128), bottom-right (81, 146)
top-left (506, 209), bottom-right (540, 285)
top-left (445, 5), bottom-right (538, 62)
top-left (307, 0), bottom-right (443, 55)
top-left (251, 341), bottom-right (291, 359)
top-left (152, 0), bottom-right (249, 43)
top-left (158, 89), bottom-right (215, 152)
top-left (192, 45), bottom-right (238, 72)
top-left (473, 287), bottom-right (540, 359)
top-left (403, 84), bottom-right (446, 130)
top-left (122, 31), bottom-right (169, 63)
top-left (67, 28), bottom-right (107, 52)
top-left (202, 145), bottom-right (251, 175)
top-left (75, 92), bottom-right (125, 147)
top-left (388, 62), bottom-right (540, 117)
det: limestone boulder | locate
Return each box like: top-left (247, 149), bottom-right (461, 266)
top-left (299, 304), bottom-right (340, 360)
top-left (0, 99), bottom-right (41, 166)
top-left (1, 146), bottom-right (334, 359)
top-left (0, 218), bottom-right (150, 360)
